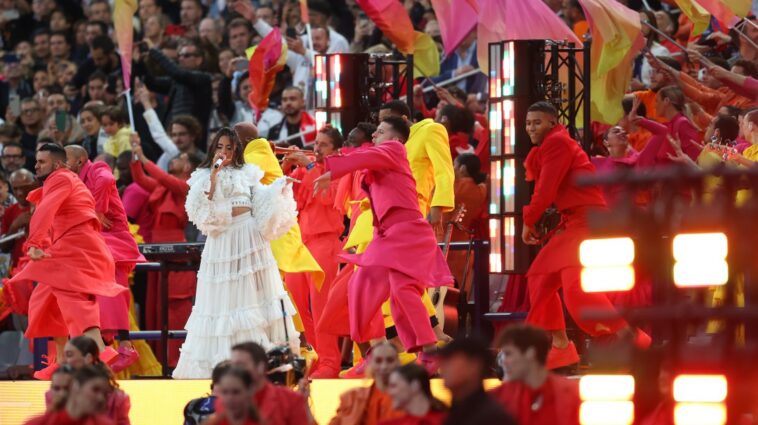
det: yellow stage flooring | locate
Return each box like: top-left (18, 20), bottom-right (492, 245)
top-left (0, 379), bottom-right (501, 424)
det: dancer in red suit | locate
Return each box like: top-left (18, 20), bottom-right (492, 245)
top-left (313, 117), bottom-right (453, 373)
top-left (521, 102), bottom-right (646, 370)
top-left (8, 143), bottom-right (124, 378)
top-left (66, 146), bottom-right (146, 344)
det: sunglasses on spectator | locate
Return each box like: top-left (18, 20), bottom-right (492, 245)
top-left (179, 52), bottom-right (200, 58)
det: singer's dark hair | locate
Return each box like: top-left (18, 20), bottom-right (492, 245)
top-left (199, 127), bottom-right (245, 169)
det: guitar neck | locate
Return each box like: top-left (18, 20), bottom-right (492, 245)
top-left (441, 222), bottom-right (455, 260)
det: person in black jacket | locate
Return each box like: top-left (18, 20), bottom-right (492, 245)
top-left (440, 337), bottom-right (517, 425)
top-left (70, 35), bottom-right (120, 90)
top-left (134, 38), bottom-right (212, 152)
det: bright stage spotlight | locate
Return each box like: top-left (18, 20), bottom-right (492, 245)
top-left (579, 375), bottom-right (635, 425)
top-left (580, 237), bottom-right (635, 292)
top-left (672, 233), bottom-right (728, 288)
top-left (673, 374), bottom-right (728, 425)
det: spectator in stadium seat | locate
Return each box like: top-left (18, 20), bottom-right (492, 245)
top-left (135, 38), bottom-right (213, 151)
top-left (71, 35), bottom-right (121, 90)
top-left (230, 342), bottom-right (314, 425)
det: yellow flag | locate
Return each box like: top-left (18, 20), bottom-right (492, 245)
top-left (578, 0), bottom-right (645, 124)
top-left (674, 0), bottom-right (711, 35)
top-left (412, 32), bottom-right (440, 79)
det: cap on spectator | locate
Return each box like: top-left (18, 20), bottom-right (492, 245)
top-left (438, 335), bottom-right (493, 365)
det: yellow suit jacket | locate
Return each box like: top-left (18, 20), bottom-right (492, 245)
top-left (243, 138), bottom-right (324, 289)
top-left (406, 119), bottom-right (456, 216)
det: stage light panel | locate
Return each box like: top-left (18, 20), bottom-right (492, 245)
top-left (489, 101), bottom-right (502, 156)
top-left (580, 375), bottom-right (635, 401)
top-left (673, 375), bottom-right (727, 403)
top-left (489, 218), bottom-right (502, 273)
top-left (672, 233), bottom-right (728, 287)
top-left (503, 100), bottom-right (515, 155)
top-left (489, 160), bottom-right (501, 215)
top-left (315, 111), bottom-right (327, 133)
top-left (503, 216), bottom-right (515, 271)
top-left (674, 403), bottom-right (727, 425)
top-left (501, 42), bottom-right (515, 97)
top-left (579, 401), bottom-right (634, 425)
top-left (579, 375), bottom-right (635, 425)
top-left (502, 159), bottom-right (515, 213)
top-left (580, 238), bottom-right (635, 292)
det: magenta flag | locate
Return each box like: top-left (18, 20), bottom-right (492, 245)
top-left (430, 0), bottom-right (478, 56)
top-left (113, 0), bottom-right (137, 90)
top-left (476, 0), bottom-right (582, 76)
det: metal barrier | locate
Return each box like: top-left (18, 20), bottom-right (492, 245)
top-left (33, 240), bottom-right (495, 376)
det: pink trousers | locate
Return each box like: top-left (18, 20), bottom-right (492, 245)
top-left (27, 283), bottom-right (100, 338)
top-left (348, 265), bottom-right (436, 352)
top-left (97, 264), bottom-right (133, 333)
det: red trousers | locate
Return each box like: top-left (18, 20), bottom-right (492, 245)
top-left (348, 265), bottom-right (436, 352)
top-left (285, 235), bottom-right (342, 369)
top-left (526, 267), bottom-right (626, 335)
top-left (146, 271), bottom-right (196, 367)
top-left (27, 283), bottom-right (100, 338)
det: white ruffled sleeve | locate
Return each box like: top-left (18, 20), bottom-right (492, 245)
top-left (185, 168), bottom-right (233, 237)
top-left (252, 176), bottom-right (298, 241)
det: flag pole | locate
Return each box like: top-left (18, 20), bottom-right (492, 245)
top-left (123, 88), bottom-right (136, 130)
top-left (734, 21), bottom-right (758, 50)
top-left (305, 23), bottom-right (316, 66)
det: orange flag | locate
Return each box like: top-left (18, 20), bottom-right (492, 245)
top-left (113, 0), bottom-right (137, 90)
top-left (248, 28), bottom-right (287, 111)
top-left (300, 0), bottom-right (309, 24)
top-left (355, 0), bottom-right (415, 54)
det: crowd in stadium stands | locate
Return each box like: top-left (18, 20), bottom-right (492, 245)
top-left (0, 0), bottom-right (756, 423)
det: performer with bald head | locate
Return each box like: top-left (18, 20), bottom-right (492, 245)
top-left (9, 143), bottom-right (125, 379)
top-left (65, 145), bottom-right (147, 370)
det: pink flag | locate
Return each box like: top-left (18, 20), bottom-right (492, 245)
top-left (113, 0), bottom-right (137, 90)
top-left (695, 0), bottom-right (751, 26)
top-left (430, 0), bottom-right (477, 56)
top-left (476, 0), bottom-right (582, 76)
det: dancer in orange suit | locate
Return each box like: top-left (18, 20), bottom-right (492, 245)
top-left (8, 143), bottom-right (124, 379)
top-left (521, 102), bottom-right (647, 370)
top-left (282, 126), bottom-right (345, 378)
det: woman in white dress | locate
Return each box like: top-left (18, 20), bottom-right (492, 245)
top-left (173, 127), bottom-right (299, 379)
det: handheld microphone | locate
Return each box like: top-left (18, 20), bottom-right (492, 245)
top-left (213, 158), bottom-right (223, 169)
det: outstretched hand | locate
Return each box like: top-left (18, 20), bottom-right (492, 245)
top-left (313, 171), bottom-right (332, 197)
top-left (28, 246), bottom-right (51, 261)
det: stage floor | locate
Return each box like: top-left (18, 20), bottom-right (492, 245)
top-left (0, 379), bottom-right (501, 424)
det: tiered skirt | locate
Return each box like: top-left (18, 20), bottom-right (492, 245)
top-left (172, 214), bottom-right (299, 379)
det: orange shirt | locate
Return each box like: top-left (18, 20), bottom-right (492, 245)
top-left (632, 90), bottom-right (666, 123)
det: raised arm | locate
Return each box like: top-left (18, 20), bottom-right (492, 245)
top-left (325, 142), bottom-right (404, 179)
top-left (148, 48), bottom-right (211, 86)
top-left (142, 159), bottom-right (189, 197)
top-left (130, 159), bottom-right (159, 192)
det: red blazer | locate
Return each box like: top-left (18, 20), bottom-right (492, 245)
top-left (522, 125), bottom-right (605, 227)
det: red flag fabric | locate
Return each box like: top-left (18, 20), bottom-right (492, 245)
top-left (431, 0), bottom-right (477, 56)
top-left (475, 0), bottom-right (582, 78)
top-left (248, 28), bottom-right (287, 111)
top-left (355, 0), bottom-right (415, 54)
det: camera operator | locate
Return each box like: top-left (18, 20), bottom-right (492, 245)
top-left (230, 342), bottom-right (314, 425)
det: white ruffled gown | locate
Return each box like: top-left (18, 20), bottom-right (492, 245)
top-left (172, 164), bottom-right (300, 379)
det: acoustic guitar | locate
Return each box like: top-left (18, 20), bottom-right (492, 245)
top-left (429, 204), bottom-right (466, 329)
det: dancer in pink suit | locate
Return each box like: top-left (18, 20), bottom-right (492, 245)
top-left (66, 145), bottom-right (146, 370)
top-left (313, 117), bottom-right (453, 373)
